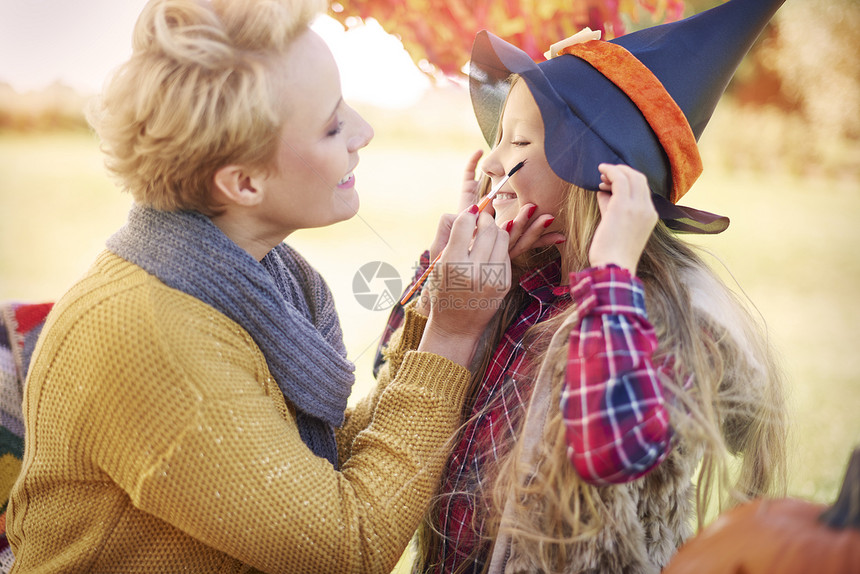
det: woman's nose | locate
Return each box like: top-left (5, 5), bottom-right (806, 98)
top-left (348, 109), bottom-right (374, 152)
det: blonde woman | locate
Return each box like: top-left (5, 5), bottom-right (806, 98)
top-left (4, 0), bottom-right (553, 571)
top-left (376, 0), bottom-right (789, 572)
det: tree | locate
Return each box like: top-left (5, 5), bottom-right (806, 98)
top-left (328, 0), bottom-right (686, 77)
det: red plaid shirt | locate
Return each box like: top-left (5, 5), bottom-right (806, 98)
top-left (375, 256), bottom-right (673, 573)
top-left (562, 265), bottom-right (673, 485)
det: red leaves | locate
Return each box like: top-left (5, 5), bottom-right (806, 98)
top-left (329, 0), bottom-right (687, 76)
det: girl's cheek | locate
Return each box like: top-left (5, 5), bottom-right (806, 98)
top-left (494, 204), bottom-right (518, 225)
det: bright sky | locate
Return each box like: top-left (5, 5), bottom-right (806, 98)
top-left (0, 0), bottom-right (430, 108)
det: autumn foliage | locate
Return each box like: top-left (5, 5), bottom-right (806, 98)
top-left (329, 0), bottom-right (686, 76)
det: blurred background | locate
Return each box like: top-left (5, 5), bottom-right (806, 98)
top-left (1, 0), bottom-right (858, 525)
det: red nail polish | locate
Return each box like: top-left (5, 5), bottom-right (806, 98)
top-left (468, 204), bottom-right (479, 214)
top-left (554, 238), bottom-right (566, 244)
top-left (527, 205), bottom-right (537, 218)
top-left (543, 217), bottom-right (555, 228)
top-left (504, 220), bottom-right (514, 232)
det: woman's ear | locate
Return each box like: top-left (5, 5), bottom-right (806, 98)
top-left (211, 165), bottom-right (265, 207)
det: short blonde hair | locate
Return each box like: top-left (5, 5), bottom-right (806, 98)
top-left (88, 0), bottom-right (327, 214)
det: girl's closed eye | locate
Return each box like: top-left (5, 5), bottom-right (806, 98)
top-left (327, 120), bottom-right (344, 137)
top-left (511, 139), bottom-right (530, 147)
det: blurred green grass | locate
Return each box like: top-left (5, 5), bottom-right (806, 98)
top-left (1, 88), bottom-right (858, 518)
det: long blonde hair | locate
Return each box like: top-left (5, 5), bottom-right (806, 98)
top-left (87, 0), bottom-right (326, 214)
top-left (415, 182), bottom-right (788, 572)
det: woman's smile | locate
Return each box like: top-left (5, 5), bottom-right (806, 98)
top-left (337, 171), bottom-right (355, 188)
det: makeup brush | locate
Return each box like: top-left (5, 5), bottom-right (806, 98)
top-left (475, 159), bottom-right (526, 213)
top-left (399, 160), bottom-right (526, 306)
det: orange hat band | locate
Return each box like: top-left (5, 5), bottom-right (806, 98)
top-left (559, 40), bottom-right (703, 204)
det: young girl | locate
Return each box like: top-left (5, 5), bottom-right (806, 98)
top-left (378, 0), bottom-right (789, 572)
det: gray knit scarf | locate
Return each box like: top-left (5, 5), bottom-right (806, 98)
top-left (107, 204), bottom-right (355, 468)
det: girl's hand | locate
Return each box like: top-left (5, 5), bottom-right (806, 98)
top-left (457, 149), bottom-right (485, 212)
top-left (500, 203), bottom-right (567, 260)
top-left (589, 163), bottom-right (658, 275)
top-left (418, 205), bottom-right (511, 367)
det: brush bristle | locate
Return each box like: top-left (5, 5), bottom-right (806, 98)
top-left (508, 160), bottom-right (526, 176)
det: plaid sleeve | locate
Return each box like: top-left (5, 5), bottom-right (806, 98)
top-left (560, 265), bottom-right (672, 485)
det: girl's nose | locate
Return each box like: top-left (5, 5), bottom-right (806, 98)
top-left (481, 146), bottom-right (505, 179)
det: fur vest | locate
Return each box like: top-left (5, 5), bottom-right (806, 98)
top-left (503, 442), bottom-right (701, 574)
top-left (492, 265), bottom-right (768, 573)
top-left (490, 301), bottom-right (707, 574)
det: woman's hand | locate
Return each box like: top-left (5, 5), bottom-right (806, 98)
top-left (414, 150), bottom-right (488, 316)
top-left (589, 163), bottom-right (658, 275)
top-left (414, 204), bottom-right (559, 316)
top-left (417, 205), bottom-right (511, 367)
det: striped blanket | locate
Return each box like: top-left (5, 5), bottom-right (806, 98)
top-left (0, 302), bottom-right (52, 562)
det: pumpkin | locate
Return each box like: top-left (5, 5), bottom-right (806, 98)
top-left (663, 447), bottom-right (860, 574)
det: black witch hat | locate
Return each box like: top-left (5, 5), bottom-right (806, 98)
top-left (470, 0), bottom-right (785, 233)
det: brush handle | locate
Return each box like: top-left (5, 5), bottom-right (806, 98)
top-left (476, 170), bottom-right (513, 212)
top-left (476, 189), bottom-right (497, 213)
top-left (398, 162), bottom-right (523, 306)
top-left (398, 187), bottom-right (498, 306)
top-left (398, 252), bottom-right (442, 306)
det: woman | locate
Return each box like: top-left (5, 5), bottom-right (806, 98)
top-left (377, 0), bottom-right (789, 572)
top-left (5, 0), bottom-right (545, 571)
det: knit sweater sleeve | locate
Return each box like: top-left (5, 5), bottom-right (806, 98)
top-left (336, 304), bottom-right (427, 466)
top-left (9, 255), bottom-right (467, 574)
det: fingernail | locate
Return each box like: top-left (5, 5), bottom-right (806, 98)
top-left (504, 220), bottom-right (514, 232)
top-left (543, 217), bottom-right (555, 228)
top-left (527, 205), bottom-right (537, 219)
top-left (468, 204), bottom-right (479, 214)
top-left (554, 238), bottom-right (566, 244)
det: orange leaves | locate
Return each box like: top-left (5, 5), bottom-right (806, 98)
top-left (329, 0), bottom-right (687, 76)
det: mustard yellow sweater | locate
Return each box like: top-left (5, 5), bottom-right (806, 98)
top-left (7, 251), bottom-right (465, 573)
